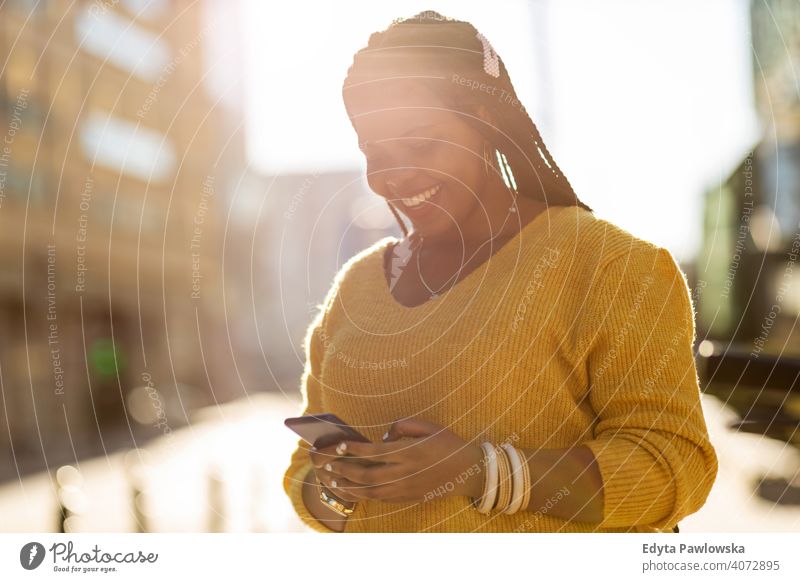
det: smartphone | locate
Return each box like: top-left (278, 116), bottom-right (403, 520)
top-left (285, 413), bottom-right (383, 468)
top-left (284, 413), bottom-right (372, 451)
top-left (284, 413), bottom-right (377, 508)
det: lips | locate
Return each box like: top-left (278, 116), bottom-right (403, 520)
top-left (396, 184), bottom-right (442, 210)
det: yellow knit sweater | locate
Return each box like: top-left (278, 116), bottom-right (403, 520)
top-left (282, 204), bottom-right (718, 533)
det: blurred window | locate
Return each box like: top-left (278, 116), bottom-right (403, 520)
top-left (79, 110), bottom-right (176, 182)
top-left (120, 0), bottom-right (170, 21)
top-left (74, 6), bottom-right (171, 82)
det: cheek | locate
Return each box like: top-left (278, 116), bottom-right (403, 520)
top-left (366, 171), bottom-right (388, 197)
top-left (435, 145), bottom-right (485, 201)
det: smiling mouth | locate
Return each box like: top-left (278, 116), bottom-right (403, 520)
top-left (395, 184), bottom-right (443, 209)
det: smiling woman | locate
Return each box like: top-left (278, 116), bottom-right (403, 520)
top-left (342, 16), bottom-right (592, 239)
top-left (282, 10), bottom-right (718, 533)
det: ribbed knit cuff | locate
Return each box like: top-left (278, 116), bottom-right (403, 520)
top-left (583, 437), bottom-right (676, 530)
top-left (285, 461), bottom-right (340, 533)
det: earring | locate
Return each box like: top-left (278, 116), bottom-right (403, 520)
top-left (494, 148), bottom-right (519, 214)
top-left (483, 142), bottom-right (493, 176)
top-left (485, 142), bottom-right (518, 214)
top-left (495, 149), bottom-right (518, 193)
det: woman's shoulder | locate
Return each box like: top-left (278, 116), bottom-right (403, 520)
top-left (580, 209), bottom-right (659, 261)
top-left (563, 209), bottom-right (695, 352)
top-left (342, 235), bottom-right (397, 283)
top-left (568, 206), bottom-right (667, 268)
top-left (560, 207), bottom-right (690, 306)
top-left (313, 235), bottom-right (396, 316)
top-left (581, 210), bottom-right (693, 306)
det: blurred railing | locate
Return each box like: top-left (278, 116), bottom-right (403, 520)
top-left (0, 393), bottom-right (307, 533)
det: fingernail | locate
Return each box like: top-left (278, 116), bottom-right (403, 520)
top-left (330, 480), bottom-right (338, 488)
top-left (336, 442), bottom-right (347, 455)
top-left (324, 463), bottom-right (333, 472)
top-left (382, 431), bottom-right (389, 441)
top-left (310, 446), bottom-right (317, 452)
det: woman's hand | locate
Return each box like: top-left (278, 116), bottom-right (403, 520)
top-left (309, 418), bottom-right (485, 504)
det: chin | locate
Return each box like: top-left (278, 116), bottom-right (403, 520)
top-left (409, 216), bottom-right (454, 240)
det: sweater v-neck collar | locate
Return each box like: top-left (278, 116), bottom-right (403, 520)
top-left (374, 204), bottom-right (569, 316)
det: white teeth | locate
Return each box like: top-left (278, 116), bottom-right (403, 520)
top-left (400, 184), bottom-right (441, 208)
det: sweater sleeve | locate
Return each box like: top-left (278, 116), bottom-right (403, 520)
top-left (577, 246), bottom-right (718, 530)
top-left (281, 307), bottom-right (338, 533)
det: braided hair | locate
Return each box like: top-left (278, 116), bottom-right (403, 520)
top-left (343, 10), bottom-right (593, 236)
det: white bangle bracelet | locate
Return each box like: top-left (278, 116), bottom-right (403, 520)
top-left (473, 441), bottom-right (499, 514)
top-left (501, 444), bottom-right (525, 514)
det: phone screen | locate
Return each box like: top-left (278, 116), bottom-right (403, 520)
top-left (284, 413), bottom-right (371, 449)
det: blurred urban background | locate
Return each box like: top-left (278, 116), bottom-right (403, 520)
top-left (0, 0), bottom-right (799, 532)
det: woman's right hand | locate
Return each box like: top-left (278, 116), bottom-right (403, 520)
top-left (309, 444), bottom-right (366, 504)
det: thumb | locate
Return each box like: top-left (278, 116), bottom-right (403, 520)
top-left (383, 417), bottom-right (443, 441)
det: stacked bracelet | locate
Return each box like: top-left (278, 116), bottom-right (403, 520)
top-left (493, 444), bottom-right (512, 512)
top-left (471, 440), bottom-right (531, 515)
top-left (472, 442), bottom-right (499, 514)
top-left (518, 447), bottom-right (532, 511)
top-left (501, 443), bottom-right (525, 514)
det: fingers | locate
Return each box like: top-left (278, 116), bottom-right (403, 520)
top-left (316, 456), bottom-right (420, 503)
top-left (309, 441), bottom-right (405, 470)
top-left (302, 417), bottom-right (457, 505)
top-left (315, 473), bottom-right (363, 503)
top-left (316, 470), bottom-right (389, 501)
top-left (333, 439), bottom-right (412, 463)
top-left (385, 417), bottom-right (444, 441)
top-left (308, 443), bottom-right (348, 468)
top-left (309, 418), bottom-right (445, 465)
top-left (321, 458), bottom-right (405, 485)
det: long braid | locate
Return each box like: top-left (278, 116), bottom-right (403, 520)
top-left (480, 54), bottom-right (592, 212)
top-left (386, 199), bottom-right (409, 237)
top-left (519, 109), bottom-right (593, 212)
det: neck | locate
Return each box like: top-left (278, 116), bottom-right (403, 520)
top-left (418, 194), bottom-right (547, 255)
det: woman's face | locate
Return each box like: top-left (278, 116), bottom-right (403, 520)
top-left (346, 80), bottom-right (505, 240)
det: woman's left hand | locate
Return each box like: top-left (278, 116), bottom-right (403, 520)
top-left (312, 418), bottom-right (485, 504)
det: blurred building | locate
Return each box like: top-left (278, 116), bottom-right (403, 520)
top-left (0, 0), bottom-right (246, 477)
top-left (695, 0), bottom-right (800, 475)
top-left (697, 0), bottom-right (800, 356)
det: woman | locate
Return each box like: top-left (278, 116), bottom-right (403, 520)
top-left (282, 11), bottom-right (718, 533)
